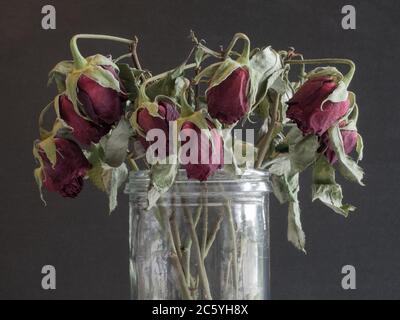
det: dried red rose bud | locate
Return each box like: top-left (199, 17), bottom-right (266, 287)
top-left (287, 76), bottom-right (350, 136)
top-left (180, 121), bottom-right (224, 181)
top-left (322, 129), bottom-right (358, 164)
top-left (136, 100), bottom-right (180, 155)
top-left (206, 67), bottom-right (250, 124)
top-left (58, 95), bottom-right (111, 146)
top-left (38, 138), bottom-right (92, 198)
top-left (78, 66), bottom-right (125, 126)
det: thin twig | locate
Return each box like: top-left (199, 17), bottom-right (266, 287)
top-left (159, 205), bottom-right (192, 300)
top-left (183, 206), bottom-right (213, 300)
top-left (182, 203), bottom-right (202, 285)
top-left (225, 200), bottom-right (238, 299)
top-left (201, 190), bottom-right (208, 257)
top-left (204, 211), bottom-right (224, 258)
top-left (170, 207), bottom-right (182, 262)
top-left (255, 93), bottom-right (281, 168)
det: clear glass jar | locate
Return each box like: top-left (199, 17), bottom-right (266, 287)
top-left (124, 169), bottom-right (271, 300)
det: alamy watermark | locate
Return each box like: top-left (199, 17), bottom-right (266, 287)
top-left (341, 5), bottom-right (356, 30)
top-left (41, 265), bottom-right (56, 290)
top-left (142, 124), bottom-right (255, 167)
top-left (341, 265), bottom-right (356, 290)
top-left (41, 5), bottom-right (56, 30)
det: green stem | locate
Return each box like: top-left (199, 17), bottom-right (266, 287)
top-left (182, 200), bottom-right (202, 289)
top-left (114, 53), bottom-right (133, 63)
top-left (127, 154), bottom-right (139, 171)
top-left (201, 192), bottom-right (208, 257)
top-left (285, 58), bottom-right (356, 86)
top-left (70, 34), bottom-right (133, 69)
top-left (183, 206), bottom-right (212, 300)
top-left (224, 33), bottom-right (251, 64)
top-left (255, 93), bottom-right (281, 168)
top-left (204, 211), bottom-right (224, 258)
top-left (225, 200), bottom-right (238, 299)
top-left (138, 63), bottom-right (197, 105)
top-left (158, 204), bottom-right (192, 299)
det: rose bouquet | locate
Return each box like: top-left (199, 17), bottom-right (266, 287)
top-left (33, 32), bottom-right (364, 299)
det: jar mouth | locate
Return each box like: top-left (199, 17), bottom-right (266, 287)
top-left (127, 169), bottom-right (269, 184)
top-left (124, 169), bottom-right (271, 197)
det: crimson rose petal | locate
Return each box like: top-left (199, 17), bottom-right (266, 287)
top-left (59, 95), bottom-right (111, 146)
top-left (287, 76), bottom-right (350, 136)
top-left (181, 121), bottom-right (224, 181)
top-left (39, 138), bottom-right (92, 198)
top-left (207, 67), bottom-right (250, 125)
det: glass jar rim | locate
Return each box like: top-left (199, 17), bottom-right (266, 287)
top-left (124, 169), bottom-right (271, 198)
top-left (127, 168), bottom-right (269, 185)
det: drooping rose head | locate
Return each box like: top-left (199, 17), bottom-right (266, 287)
top-left (58, 95), bottom-right (111, 146)
top-left (321, 129), bottom-right (358, 164)
top-left (207, 67), bottom-right (250, 125)
top-left (77, 66), bottom-right (125, 126)
top-left (287, 76), bottom-right (350, 136)
top-left (38, 138), bottom-right (92, 198)
top-left (180, 120), bottom-right (224, 181)
top-left (136, 100), bottom-right (180, 156)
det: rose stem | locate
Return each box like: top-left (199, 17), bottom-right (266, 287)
top-left (143, 63), bottom-right (197, 86)
top-left (223, 33), bottom-right (251, 64)
top-left (113, 53), bottom-right (133, 63)
top-left (204, 211), bottom-right (224, 258)
top-left (170, 198), bottom-right (183, 263)
top-left (182, 203), bottom-right (202, 290)
top-left (255, 93), bottom-right (281, 168)
top-left (225, 200), bottom-right (238, 299)
top-left (201, 188), bottom-right (208, 257)
top-left (159, 205), bottom-right (192, 300)
top-left (127, 154), bottom-right (139, 171)
top-left (285, 58), bottom-right (356, 86)
top-left (70, 34), bottom-right (133, 69)
top-left (190, 30), bottom-right (224, 59)
top-left (129, 36), bottom-right (151, 81)
top-left (224, 253), bottom-right (233, 294)
top-left (183, 205), bottom-right (213, 300)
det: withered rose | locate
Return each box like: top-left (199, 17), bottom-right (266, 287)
top-left (58, 95), bottom-right (111, 146)
top-left (207, 67), bottom-right (250, 125)
top-left (180, 121), bottom-right (224, 181)
top-left (39, 138), bottom-right (92, 198)
top-left (287, 76), bottom-right (350, 136)
top-left (136, 100), bottom-right (180, 156)
top-left (322, 128), bottom-right (358, 164)
top-left (77, 66), bottom-right (126, 126)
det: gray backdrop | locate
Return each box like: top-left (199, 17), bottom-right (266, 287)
top-left (0, 0), bottom-right (398, 299)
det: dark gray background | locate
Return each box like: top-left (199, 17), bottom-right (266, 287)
top-left (0, 0), bottom-right (398, 299)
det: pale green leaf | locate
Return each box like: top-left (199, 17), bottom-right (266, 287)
top-left (83, 65), bottom-right (120, 92)
top-left (288, 199), bottom-right (306, 253)
top-left (34, 167), bottom-right (46, 205)
top-left (103, 119), bottom-right (132, 168)
top-left (328, 126), bottom-right (364, 185)
top-left (65, 71), bottom-right (87, 119)
top-left (322, 80), bottom-right (348, 106)
top-left (193, 62), bottom-right (221, 84)
top-left (289, 134), bottom-right (319, 174)
top-left (117, 63), bottom-right (141, 101)
top-left (312, 156), bottom-right (355, 217)
top-left (103, 163), bottom-right (128, 213)
top-left (86, 54), bottom-right (119, 71)
top-left (206, 58), bottom-right (241, 92)
top-left (356, 133), bottom-right (364, 162)
top-left (249, 46), bottom-right (283, 107)
top-left (148, 156), bottom-right (179, 209)
top-left (48, 60), bottom-right (74, 92)
top-left (306, 67), bottom-right (344, 81)
top-left (38, 137), bottom-right (57, 167)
